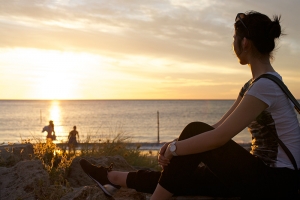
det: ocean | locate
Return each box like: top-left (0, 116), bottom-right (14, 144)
top-left (1, 100), bottom-right (299, 145)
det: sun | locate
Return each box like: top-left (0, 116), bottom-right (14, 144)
top-left (35, 68), bottom-right (76, 100)
top-left (1, 48), bottom-right (115, 100)
top-left (25, 49), bottom-right (95, 100)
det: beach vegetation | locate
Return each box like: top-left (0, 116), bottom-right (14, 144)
top-left (79, 130), bottom-right (158, 169)
top-left (0, 124), bottom-right (160, 199)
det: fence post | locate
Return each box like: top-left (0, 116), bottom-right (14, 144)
top-left (157, 111), bottom-right (160, 143)
top-left (40, 109), bottom-right (42, 124)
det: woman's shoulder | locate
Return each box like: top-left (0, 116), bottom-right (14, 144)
top-left (239, 79), bottom-right (253, 97)
top-left (251, 72), bottom-right (282, 91)
top-left (246, 72), bottom-right (284, 106)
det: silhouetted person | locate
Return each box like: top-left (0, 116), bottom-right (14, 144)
top-left (42, 120), bottom-right (56, 143)
top-left (68, 126), bottom-right (79, 154)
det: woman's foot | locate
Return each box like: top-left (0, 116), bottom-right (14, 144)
top-left (79, 159), bottom-right (121, 196)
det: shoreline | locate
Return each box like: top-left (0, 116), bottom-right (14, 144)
top-left (0, 142), bottom-right (252, 151)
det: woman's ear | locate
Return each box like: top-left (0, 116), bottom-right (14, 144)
top-left (242, 37), bottom-right (250, 51)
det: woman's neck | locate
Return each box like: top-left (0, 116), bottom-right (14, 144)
top-left (248, 57), bottom-right (275, 79)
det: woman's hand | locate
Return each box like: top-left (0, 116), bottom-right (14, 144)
top-left (163, 144), bottom-right (173, 160)
top-left (158, 142), bottom-right (171, 168)
top-left (158, 138), bottom-right (178, 168)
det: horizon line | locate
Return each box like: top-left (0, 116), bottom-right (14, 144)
top-left (1, 99), bottom-right (299, 101)
top-left (0, 98), bottom-right (238, 101)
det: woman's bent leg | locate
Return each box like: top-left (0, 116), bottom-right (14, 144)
top-left (125, 122), bottom-right (216, 194)
top-left (108, 171), bottom-right (129, 188)
top-left (126, 170), bottom-right (162, 193)
top-left (158, 122), bottom-right (263, 197)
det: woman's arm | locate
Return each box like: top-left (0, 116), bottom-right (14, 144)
top-left (212, 94), bottom-right (242, 128)
top-left (165, 95), bottom-right (268, 158)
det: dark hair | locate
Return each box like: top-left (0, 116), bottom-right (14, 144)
top-left (235, 11), bottom-right (282, 56)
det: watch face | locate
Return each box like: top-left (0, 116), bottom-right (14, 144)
top-left (170, 143), bottom-right (176, 152)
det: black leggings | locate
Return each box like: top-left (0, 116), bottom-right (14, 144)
top-left (127, 122), bottom-right (298, 199)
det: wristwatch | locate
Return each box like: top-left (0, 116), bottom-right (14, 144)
top-left (169, 141), bottom-right (178, 156)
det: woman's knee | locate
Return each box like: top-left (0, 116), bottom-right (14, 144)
top-left (178, 122), bottom-right (214, 141)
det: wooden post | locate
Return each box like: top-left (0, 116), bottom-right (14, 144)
top-left (157, 111), bottom-right (160, 143)
top-left (40, 109), bottom-right (42, 124)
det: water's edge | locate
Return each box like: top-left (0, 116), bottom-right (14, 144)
top-left (56, 142), bottom-right (252, 151)
top-left (0, 142), bottom-right (252, 152)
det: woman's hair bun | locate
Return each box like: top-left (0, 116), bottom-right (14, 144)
top-left (268, 15), bottom-right (281, 39)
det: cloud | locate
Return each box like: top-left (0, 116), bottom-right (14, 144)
top-left (0, 0), bottom-right (234, 62)
top-left (0, 0), bottom-right (300, 99)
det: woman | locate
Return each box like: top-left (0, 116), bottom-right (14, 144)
top-left (80, 11), bottom-right (300, 199)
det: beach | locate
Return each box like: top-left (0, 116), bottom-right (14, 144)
top-left (0, 143), bottom-right (244, 200)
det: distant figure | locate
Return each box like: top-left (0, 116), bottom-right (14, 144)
top-left (68, 126), bottom-right (79, 154)
top-left (42, 120), bottom-right (56, 142)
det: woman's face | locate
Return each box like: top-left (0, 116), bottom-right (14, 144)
top-left (233, 32), bottom-right (247, 65)
top-left (233, 32), bottom-right (241, 56)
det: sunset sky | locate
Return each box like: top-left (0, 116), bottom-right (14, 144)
top-left (1, 0), bottom-right (299, 100)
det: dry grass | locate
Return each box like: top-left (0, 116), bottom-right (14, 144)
top-left (0, 124), bottom-right (160, 199)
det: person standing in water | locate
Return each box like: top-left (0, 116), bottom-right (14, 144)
top-left (68, 125), bottom-right (79, 154)
top-left (42, 120), bottom-right (56, 142)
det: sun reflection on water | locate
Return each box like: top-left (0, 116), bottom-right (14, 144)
top-left (48, 101), bottom-right (65, 143)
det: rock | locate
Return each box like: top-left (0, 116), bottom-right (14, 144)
top-left (0, 160), bottom-right (50, 200)
top-left (61, 185), bottom-right (113, 200)
top-left (114, 188), bottom-right (147, 200)
top-left (0, 143), bottom-right (34, 166)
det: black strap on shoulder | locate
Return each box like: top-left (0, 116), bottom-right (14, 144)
top-left (254, 74), bottom-right (300, 170)
top-left (274, 134), bottom-right (299, 170)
